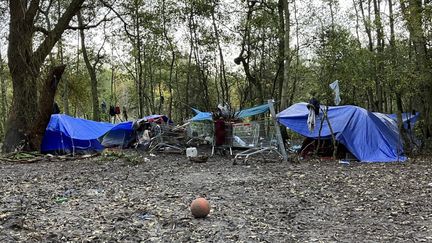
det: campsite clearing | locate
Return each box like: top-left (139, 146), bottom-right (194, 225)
top-left (1, 153), bottom-right (431, 242)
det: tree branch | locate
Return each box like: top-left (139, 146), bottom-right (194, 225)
top-left (99, 0), bottom-right (137, 38)
top-left (66, 15), bottom-right (114, 30)
top-left (34, 26), bottom-right (49, 35)
top-left (25, 0), bottom-right (41, 25)
top-left (32, 0), bottom-right (85, 67)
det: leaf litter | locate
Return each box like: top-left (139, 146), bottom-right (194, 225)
top-left (0, 152), bottom-right (431, 242)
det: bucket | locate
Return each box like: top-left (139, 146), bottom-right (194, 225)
top-left (186, 147), bottom-right (198, 158)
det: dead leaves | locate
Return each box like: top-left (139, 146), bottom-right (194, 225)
top-left (0, 154), bottom-right (432, 241)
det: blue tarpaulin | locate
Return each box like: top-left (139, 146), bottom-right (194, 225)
top-left (99, 121), bottom-right (135, 148)
top-left (235, 104), bottom-right (270, 119)
top-left (100, 115), bottom-right (173, 148)
top-left (277, 103), bottom-right (413, 162)
top-left (41, 114), bottom-right (115, 153)
top-left (387, 112), bottom-right (420, 129)
top-left (190, 108), bottom-right (213, 121)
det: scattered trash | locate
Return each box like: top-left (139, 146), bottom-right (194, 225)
top-left (339, 160), bottom-right (350, 166)
top-left (55, 196), bottom-right (68, 204)
top-left (137, 212), bottom-right (153, 221)
top-left (186, 147), bottom-right (198, 158)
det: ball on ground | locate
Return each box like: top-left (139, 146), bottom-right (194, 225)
top-left (190, 197), bottom-right (210, 218)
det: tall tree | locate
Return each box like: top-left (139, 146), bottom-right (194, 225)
top-left (400, 0), bottom-right (432, 137)
top-left (280, 0), bottom-right (290, 109)
top-left (4, 0), bottom-right (85, 152)
top-left (78, 11), bottom-right (103, 121)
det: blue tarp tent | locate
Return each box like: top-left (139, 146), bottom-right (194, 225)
top-left (99, 121), bottom-right (135, 148)
top-left (99, 115), bottom-right (173, 148)
top-left (41, 114), bottom-right (115, 153)
top-left (235, 103), bottom-right (270, 119)
top-left (190, 108), bottom-right (213, 121)
top-left (277, 103), bottom-right (413, 162)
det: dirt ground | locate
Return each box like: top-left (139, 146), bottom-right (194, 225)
top-left (1, 151), bottom-right (432, 242)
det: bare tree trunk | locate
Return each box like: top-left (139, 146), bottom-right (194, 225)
top-left (235, 2), bottom-right (264, 104)
top-left (30, 65), bottom-right (66, 150)
top-left (162, 0), bottom-right (175, 119)
top-left (211, 0), bottom-right (230, 105)
top-left (289, 0), bottom-right (299, 107)
top-left (78, 12), bottom-right (100, 121)
top-left (373, 0), bottom-right (384, 112)
top-left (280, 0), bottom-right (291, 108)
top-left (185, 4), bottom-right (194, 118)
top-left (277, 0), bottom-right (285, 110)
top-left (0, 46), bottom-right (7, 137)
top-left (353, 0), bottom-right (361, 46)
top-left (359, 0), bottom-right (378, 111)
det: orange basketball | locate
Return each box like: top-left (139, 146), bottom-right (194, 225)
top-left (190, 197), bottom-right (210, 218)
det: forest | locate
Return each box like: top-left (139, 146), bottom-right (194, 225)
top-left (0, 0), bottom-right (431, 151)
top-left (3, 1), bottom-right (432, 241)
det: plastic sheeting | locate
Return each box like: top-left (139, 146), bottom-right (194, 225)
top-left (136, 114), bottom-right (174, 124)
top-left (190, 108), bottom-right (213, 121)
top-left (277, 103), bottom-right (410, 162)
top-left (41, 114), bottom-right (115, 153)
top-left (100, 115), bottom-right (174, 148)
top-left (235, 104), bottom-right (270, 119)
top-left (386, 112), bottom-right (420, 129)
top-left (99, 121), bottom-right (134, 148)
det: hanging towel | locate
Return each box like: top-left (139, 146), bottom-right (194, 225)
top-left (307, 107), bottom-right (316, 132)
top-left (329, 80), bottom-right (341, 105)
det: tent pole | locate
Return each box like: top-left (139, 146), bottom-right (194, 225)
top-left (268, 99), bottom-right (288, 161)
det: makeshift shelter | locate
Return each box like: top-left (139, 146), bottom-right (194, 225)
top-left (99, 121), bottom-right (135, 148)
top-left (41, 114), bottom-right (115, 154)
top-left (99, 114), bottom-right (173, 148)
top-left (187, 108), bottom-right (214, 146)
top-left (277, 103), bottom-right (417, 162)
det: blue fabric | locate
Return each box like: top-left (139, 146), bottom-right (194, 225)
top-left (235, 104), bottom-right (270, 119)
top-left (100, 115), bottom-right (174, 147)
top-left (99, 121), bottom-right (134, 148)
top-left (277, 103), bottom-right (409, 162)
top-left (386, 112), bottom-right (420, 130)
top-left (109, 121), bottom-right (133, 131)
top-left (190, 108), bottom-right (213, 121)
top-left (41, 114), bottom-right (115, 153)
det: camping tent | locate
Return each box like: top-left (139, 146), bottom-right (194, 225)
top-left (277, 103), bottom-right (417, 162)
top-left (99, 114), bottom-right (173, 148)
top-left (41, 114), bottom-right (115, 154)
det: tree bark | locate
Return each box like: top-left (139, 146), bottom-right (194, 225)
top-left (211, 0), bottom-right (230, 105)
top-left (4, 0), bottom-right (84, 152)
top-left (162, 0), bottom-right (175, 119)
top-left (0, 46), bottom-right (7, 136)
top-left (373, 0), bottom-right (384, 112)
top-left (78, 11), bottom-right (100, 121)
top-left (280, 0), bottom-right (291, 109)
top-left (235, 1), bottom-right (264, 104)
top-left (277, 0), bottom-right (285, 110)
top-left (30, 65), bottom-right (66, 150)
